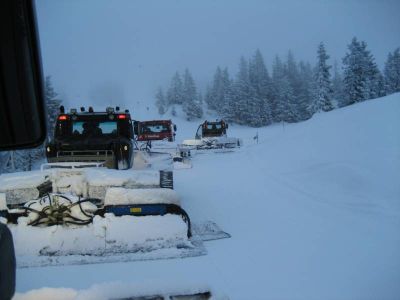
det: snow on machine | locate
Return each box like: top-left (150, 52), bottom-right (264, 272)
top-left (181, 120), bottom-right (242, 151)
top-left (0, 165), bottom-right (228, 267)
top-left (46, 106), bottom-right (134, 170)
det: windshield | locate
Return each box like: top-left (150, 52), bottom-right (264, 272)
top-left (72, 120), bottom-right (117, 136)
top-left (206, 124), bottom-right (222, 130)
top-left (140, 124), bottom-right (170, 134)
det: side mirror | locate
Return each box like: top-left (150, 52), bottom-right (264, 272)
top-left (173, 124), bottom-right (177, 131)
top-left (226, 124), bottom-right (229, 129)
top-left (0, 0), bottom-right (47, 150)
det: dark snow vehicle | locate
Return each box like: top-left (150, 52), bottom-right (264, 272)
top-left (135, 120), bottom-right (177, 142)
top-left (197, 120), bottom-right (228, 138)
top-left (45, 106), bottom-right (134, 169)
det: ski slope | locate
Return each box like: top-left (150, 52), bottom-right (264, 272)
top-left (14, 93), bottom-right (400, 300)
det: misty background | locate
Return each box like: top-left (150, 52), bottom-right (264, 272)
top-left (36, 0), bottom-right (400, 110)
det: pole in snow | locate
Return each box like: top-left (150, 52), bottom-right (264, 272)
top-left (253, 132), bottom-right (259, 144)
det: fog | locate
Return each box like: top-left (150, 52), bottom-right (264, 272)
top-left (36, 0), bottom-right (400, 110)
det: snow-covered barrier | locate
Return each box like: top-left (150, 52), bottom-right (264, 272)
top-left (0, 168), bottom-right (171, 206)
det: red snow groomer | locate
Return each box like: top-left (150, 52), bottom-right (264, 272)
top-left (135, 120), bottom-right (177, 142)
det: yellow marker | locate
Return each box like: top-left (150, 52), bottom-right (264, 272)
top-left (130, 207), bottom-right (142, 213)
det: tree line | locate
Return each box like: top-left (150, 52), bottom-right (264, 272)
top-left (0, 76), bottom-right (62, 173)
top-left (156, 37), bottom-right (400, 126)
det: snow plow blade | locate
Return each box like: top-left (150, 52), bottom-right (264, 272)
top-left (181, 137), bottom-right (242, 151)
top-left (2, 187), bottom-right (230, 268)
top-left (4, 189), bottom-right (197, 267)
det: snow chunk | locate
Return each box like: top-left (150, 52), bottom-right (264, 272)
top-left (105, 188), bottom-right (180, 206)
top-left (0, 170), bottom-right (49, 190)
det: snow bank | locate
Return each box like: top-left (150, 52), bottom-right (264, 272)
top-left (104, 187), bottom-right (180, 205)
top-left (0, 170), bottom-right (48, 190)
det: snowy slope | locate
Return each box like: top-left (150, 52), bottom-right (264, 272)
top-left (15, 93), bottom-right (400, 300)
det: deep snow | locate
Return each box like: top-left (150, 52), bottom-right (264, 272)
top-left (14, 93), bottom-right (400, 299)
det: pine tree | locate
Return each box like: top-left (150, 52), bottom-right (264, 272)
top-left (206, 67), bottom-right (222, 111)
top-left (272, 55), bottom-right (297, 123)
top-left (342, 37), bottom-right (382, 105)
top-left (359, 41), bottom-right (383, 99)
top-left (309, 42), bottom-right (333, 114)
top-left (45, 76), bottom-right (62, 140)
top-left (171, 105), bottom-right (177, 117)
top-left (249, 49), bottom-right (273, 125)
top-left (155, 87), bottom-right (166, 115)
top-left (332, 60), bottom-right (345, 107)
top-left (182, 69), bottom-right (203, 120)
top-left (230, 57), bottom-right (261, 126)
top-left (297, 61), bottom-right (314, 119)
top-left (206, 67), bottom-right (232, 117)
top-left (167, 72), bottom-right (184, 105)
top-left (384, 48), bottom-right (400, 94)
top-left (342, 37), bottom-right (365, 105)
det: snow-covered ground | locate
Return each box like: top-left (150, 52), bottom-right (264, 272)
top-left (14, 93), bottom-right (400, 299)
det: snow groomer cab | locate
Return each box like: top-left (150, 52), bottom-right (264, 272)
top-left (135, 120), bottom-right (177, 142)
top-left (46, 106), bottom-right (134, 169)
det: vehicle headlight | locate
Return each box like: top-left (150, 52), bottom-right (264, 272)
top-left (123, 145), bottom-right (128, 151)
top-left (46, 146), bottom-right (51, 152)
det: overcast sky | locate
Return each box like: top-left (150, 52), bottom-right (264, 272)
top-left (36, 0), bottom-right (400, 110)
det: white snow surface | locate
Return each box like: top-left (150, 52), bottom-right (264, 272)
top-left (104, 187), bottom-right (180, 205)
top-left (15, 94), bottom-right (400, 299)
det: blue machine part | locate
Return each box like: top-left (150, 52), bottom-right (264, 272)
top-left (104, 204), bottom-right (168, 216)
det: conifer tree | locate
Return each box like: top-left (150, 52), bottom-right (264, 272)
top-left (167, 72), bottom-right (184, 105)
top-left (309, 42), bottom-right (333, 114)
top-left (230, 57), bottom-right (261, 126)
top-left (272, 55), bottom-right (297, 122)
top-left (342, 37), bottom-right (381, 105)
top-left (332, 60), bottom-right (345, 107)
top-left (45, 76), bottom-right (62, 140)
top-left (342, 37), bottom-right (365, 105)
top-left (206, 67), bottom-right (223, 111)
top-left (297, 61), bottom-right (314, 119)
top-left (155, 87), bottom-right (166, 115)
top-left (249, 49), bottom-right (273, 125)
top-left (182, 69), bottom-right (203, 120)
top-left (384, 48), bottom-right (400, 94)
